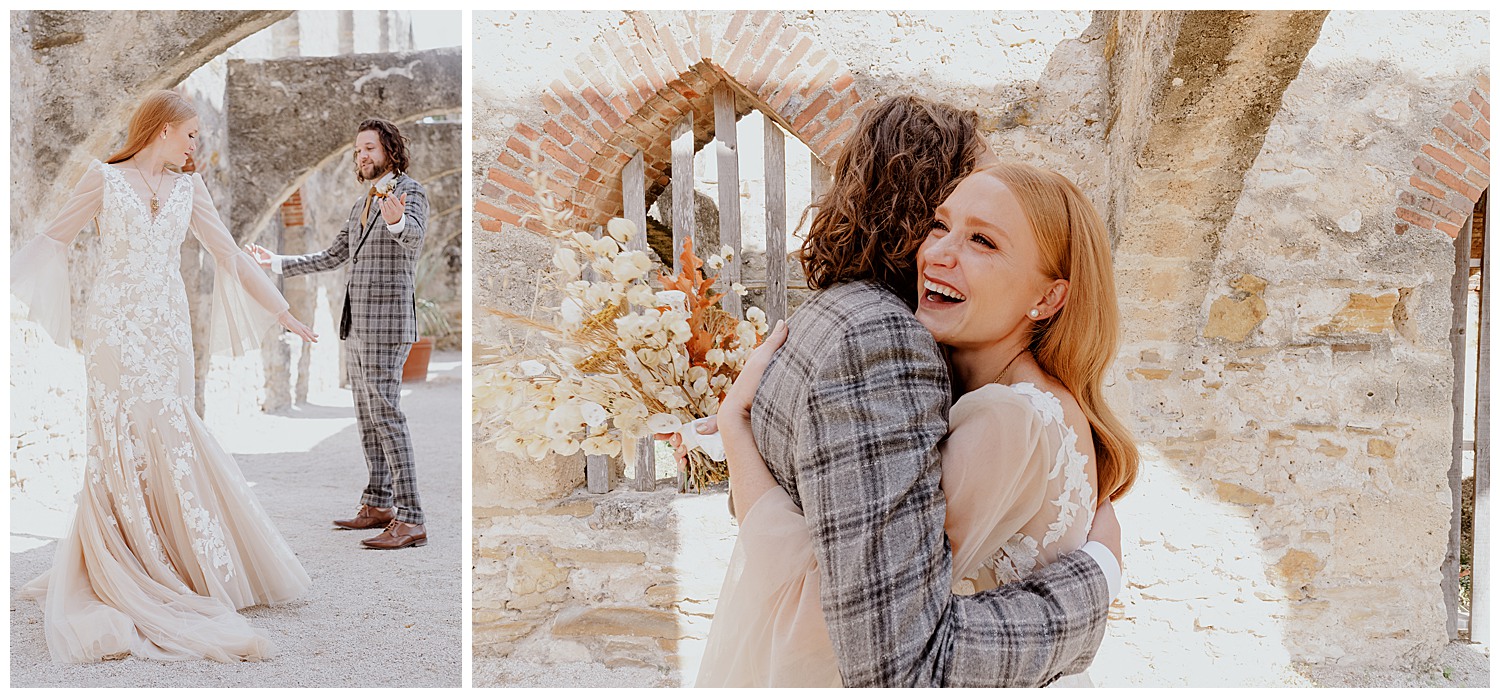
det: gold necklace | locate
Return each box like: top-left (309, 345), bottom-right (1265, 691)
top-left (133, 160), bottom-right (166, 215)
top-left (990, 349), bottom-right (1028, 386)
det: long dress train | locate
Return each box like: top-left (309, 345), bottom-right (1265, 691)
top-left (11, 159), bottom-right (310, 663)
top-left (695, 382), bottom-right (1097, 686)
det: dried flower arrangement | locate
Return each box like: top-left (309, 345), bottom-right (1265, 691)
top-left (474, 177), bottom-right (768, 491)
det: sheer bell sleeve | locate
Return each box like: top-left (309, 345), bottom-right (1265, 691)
top-left (10, 160), bottom-right (106, 346)
top-left (187, 173), bottom-right (290, 356)
top-left (940, 384), bottom-right (1055, 586)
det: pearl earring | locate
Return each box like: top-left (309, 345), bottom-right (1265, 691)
top-left (1028, 309), bottom-right (1041, 319)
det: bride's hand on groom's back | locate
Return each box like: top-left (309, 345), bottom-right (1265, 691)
top-left (718, 320), bottom-right (788, 423)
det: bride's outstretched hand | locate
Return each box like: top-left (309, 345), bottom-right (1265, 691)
top-left (278, 310), bottom-right (318, 342)
top-left (718, 319), bottom-right (788, 423)
top-left (243, 243), bottom-right (274, 270)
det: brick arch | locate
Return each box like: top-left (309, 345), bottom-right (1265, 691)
top-left (478, 10), bottom-right (864, 233)
top-left (1396, 75), bottom-right (1490, 238)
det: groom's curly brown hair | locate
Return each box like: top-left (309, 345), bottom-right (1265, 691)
top-left (798, 96), bottom-right (987, 305)
top-left (355, 118), bottom-right (411, 180)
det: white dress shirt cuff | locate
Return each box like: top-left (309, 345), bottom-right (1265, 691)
top-left (270, 255), bottom-right (285, 274)
top-left (1080, 540), bottom-right (1122, 601)
top-left (387, 214), bottom-right (406, 233)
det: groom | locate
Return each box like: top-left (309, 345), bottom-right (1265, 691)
top-left (747, 97), bottom-right (1119, 686)
top-left (247, 118), bottom-right (429, 550)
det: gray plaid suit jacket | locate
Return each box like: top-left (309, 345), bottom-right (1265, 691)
top-left (279, 173), bottom-right (428, 344)
top-left (749, 279), bottom-right (1111, 687)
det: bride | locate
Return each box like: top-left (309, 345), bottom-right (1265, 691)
top-left (11, 90), bottom-right (317, 663)
top-left (694, 100), bottom-right (1136, 687)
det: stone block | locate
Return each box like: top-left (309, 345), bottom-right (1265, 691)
top-left (1204, 294), bottom-right (1268, 342)
top-left (553, 607), bottom-right (683, 639)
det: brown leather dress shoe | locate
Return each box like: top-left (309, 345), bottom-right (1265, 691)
top-left (333, 504), bottom-right (395, 530)
top-left (361, 520), bottom-right (427, 549)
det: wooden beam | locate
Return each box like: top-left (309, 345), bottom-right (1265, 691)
top-left (714, 85), bottom-right (743, 319)
top-left (1446, 213), bottom-right (1473, 640)
top-left (763, 117), bottom-right (788, 327)
top-left (622, 151), bottom-right (656, 491)
top-left (1473, 194), bottom-right (1491, 646)
top-left (583, 225), bottom-right (611, 494)
top-left (671, 114), bottom-right (696, 274)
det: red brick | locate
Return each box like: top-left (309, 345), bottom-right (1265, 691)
top-left (801, 60), bottom-right (842, 100)
top-left (831, 73), bottom-right (855, 93)
top-left (655, 25), bottom-right (689, 74)
top-left (1472, 90), bottom-right (1490, 120)
top-left (1463, 166), bottom-right (1489, 189)
top-left (477, 199), bottom-right (520, 225)
top-left (770, 35), bottom-right (813, 85)
top-left (1445, 114), bottom-right (1484, 150)
top-left (1394, 222), bottom-right (1409, 235)
top-left (814, 117), bottom-right (857, 155)
top-left (497, 151), bottom-right (524, 171)
top-left (1454, 99), bottom-right (1474, 120)
top-left (589, 117), bottom-right (613, 144)
top-left (792, 91), bottom-right (833, 132)
top-left (1433, 127), bottom-right (1457, 148)
top-left (603, 30), bottom-right (640, 76)
top-left (549, 81), bottom-right (592, 121)
top-left (1419, 195), bottom-right (1455, 219)
top-left (1437, 220), bottom-right (1462, 237)
top-left (1413, 154), bottom-right (1439, 177)
top-left (542, 138), bottom-right (588, 174)
top-left (1410, 172), bottom-right (1446, 196)
top-left (1422, 143), bottom-right (1467, 174)
top-left (1452, 142), bottom-right (1488, 171)
top-left (1475, 116), bottom-right (1489, 140)
top-left (1435, 167), bottom-right (1481, 201)
top-left (480, 181), bottom-right (503, 201)
top-left (569, 139), bottom-right (596, 165)
top-left (695, 14), bottom-right (714, 64)
top-left (515, 123), bottom-right (543, 142)
top-left (581, 88), bottom-right (625, 128)
top-left (489, 168), bottom-right (535, 197)
top-left (542, 120), bottom-right (574, 147)
top-left (723, 31), bottom-right (756, 76)
top-left (1395, 206), bottom-right (1435, 228)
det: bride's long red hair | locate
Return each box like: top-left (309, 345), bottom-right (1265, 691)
top-left (980, 162), bottom-right (1139, 502)
top-left (106, 90), bottom-right (197, 165)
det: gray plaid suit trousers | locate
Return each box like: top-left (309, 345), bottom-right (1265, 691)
top-left (749, 280), bottom-right (1110, 687)
top-left (280, 174), bottom-right (427, 524)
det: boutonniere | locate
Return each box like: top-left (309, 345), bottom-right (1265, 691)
top-left (376, 179), bottom-right (398, 198)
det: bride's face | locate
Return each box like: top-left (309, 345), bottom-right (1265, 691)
top-left (160, 117), bottom-right (199, 169)
top-left (915, 171), bottom-right (1058, 350)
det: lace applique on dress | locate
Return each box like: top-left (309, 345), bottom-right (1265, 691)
top-left (975, 382), bottom-right (1096, 587)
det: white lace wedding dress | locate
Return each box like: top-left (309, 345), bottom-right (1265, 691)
top-left (696, 382), bottom-right (1097, 687)
top-left (11, 159), bottom-right (310, 663)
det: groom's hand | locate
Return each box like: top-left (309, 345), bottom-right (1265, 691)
top-left (380, 192), bottom-right (407, 225)
top-left (1088, 499), bottom-right (1122, 569)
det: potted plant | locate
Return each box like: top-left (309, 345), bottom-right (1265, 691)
top-left (403, 247), bottom-right (456, 382)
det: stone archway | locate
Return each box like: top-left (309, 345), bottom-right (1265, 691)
top-left (477, 9), bottom-right (865, 234)
top-left (9, 10), bottom-right (290, 245)
top-left (223, 47), bottom-right (462, 238)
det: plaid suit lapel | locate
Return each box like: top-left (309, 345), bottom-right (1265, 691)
top-left (352, 174), bottom-right (398, 261)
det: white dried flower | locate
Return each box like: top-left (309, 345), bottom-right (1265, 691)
top-left (606, 218), bottom-right (636, 243)
top-left (578, 400), bottom-right (608, 427)
top-left (559, 297), bottom-right (584, 325)
top-left (706, 255), bottom-right (725, 270)
top-left (518, 360), bottom-right (546, 377)
top-left (553, 248), bottom-right (581, 278)
top-left (719, 245), bottom-right (735, 261)
top-left (655, 290), bottom-right (687, 312)
top-left (731, 282), bottom-right (748, 296)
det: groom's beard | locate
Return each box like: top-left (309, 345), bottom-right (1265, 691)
top-left (359, 160), bottom-right (391, 182)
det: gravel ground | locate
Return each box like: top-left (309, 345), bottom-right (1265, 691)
top-left (9, 352), bottom-right (463, 688)
top-left (474, 657), bottom-right (671, 688)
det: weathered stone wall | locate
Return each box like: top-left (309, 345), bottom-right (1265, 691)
top-left (473, 9), bottom-right (1489, 682)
